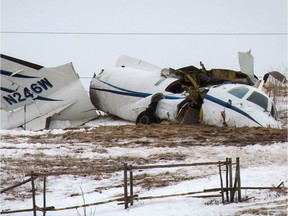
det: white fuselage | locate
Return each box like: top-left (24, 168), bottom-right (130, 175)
top-left (90, 56), bottom-right (282, 128)
top-left (90, 67), bottom-right (185, 122)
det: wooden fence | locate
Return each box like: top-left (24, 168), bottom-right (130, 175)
top-left (1, 157), bottom-right (285, 215)
top-left (0, 171), bottom-right (123, 215)
top-left (123, 157), bottom-right (241, 209)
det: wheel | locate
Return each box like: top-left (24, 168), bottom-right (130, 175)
top-left (136, 111), bottom-right (157, 125)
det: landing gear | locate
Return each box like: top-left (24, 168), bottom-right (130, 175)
top-left (136, 111), bottom-right (158, 125)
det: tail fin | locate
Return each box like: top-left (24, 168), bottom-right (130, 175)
top-left (238, 50), bottom-right (254, 78)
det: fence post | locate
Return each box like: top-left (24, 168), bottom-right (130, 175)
top-left (31, 171), bottom-right (37, 216)
top-left (43, 177), bottom-right (46, 216)
top-left (225, 158), bottom-right (229, 202)
top-left (124, 163), bottom-right (128, 209)
top-left (129, 166), bottom-right (134, 206)
top-left (229, 158), bottom-right (233, 203)
top-left (218, 161), bottom-right (225, 204)
top-left (236, 157), bottom-right (241, 202)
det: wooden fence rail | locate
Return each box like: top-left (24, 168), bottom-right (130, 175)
top-left (0, 177), bottom-right (34, 194)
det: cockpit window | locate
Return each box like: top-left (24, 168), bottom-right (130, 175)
top-left (228, 86), bottom-right (249, 99)
top-left (247, 91), bottom-right (268, 110)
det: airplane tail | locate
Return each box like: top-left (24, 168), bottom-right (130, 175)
top-left (1, 54), bottom-right (97, 130)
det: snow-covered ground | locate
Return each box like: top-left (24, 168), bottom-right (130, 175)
top-left (1, 121), bottom-right (287, 216)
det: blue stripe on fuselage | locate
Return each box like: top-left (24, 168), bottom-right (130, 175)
top-left (91, 87), bottom-right (149, 98)
top-left (204, 94), bottom-right (262, 126)
top-left (93, 79), bottom-right (183, 100)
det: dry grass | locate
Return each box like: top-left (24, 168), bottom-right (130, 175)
top-left (2, 123), bottom-right (286, 146)
top-left (133, 170), bottom-right (209, 190)
top-left (237, 200), bottom-right (287, 216)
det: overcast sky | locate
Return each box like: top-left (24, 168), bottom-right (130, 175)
top-left (1, 0), bottom-right (287, 89)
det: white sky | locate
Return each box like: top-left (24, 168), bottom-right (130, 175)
top-left (1, 0), bottom-right (287, 88)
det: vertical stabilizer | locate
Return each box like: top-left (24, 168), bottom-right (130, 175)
top-left (238, 50), bottom-right (254, 77)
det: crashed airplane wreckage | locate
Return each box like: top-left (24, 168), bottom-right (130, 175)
top-left (90, 53), bottom-right (282, 128)
top-left (1, 54), bottom-right (98, 130)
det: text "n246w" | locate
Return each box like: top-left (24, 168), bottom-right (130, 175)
top-left (3, 78), bottom-right (53, 105)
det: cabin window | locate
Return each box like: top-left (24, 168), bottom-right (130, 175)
top-left (247, 91), bottom-right (268, 110)
top-left (228, 86), bottom-right (249, 99)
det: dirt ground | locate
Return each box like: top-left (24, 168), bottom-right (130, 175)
top-left (64, 123), bottom-right (287, 146)
top-left (2, 122), bottom-right (287, 146)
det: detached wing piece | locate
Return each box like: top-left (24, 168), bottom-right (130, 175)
top-left (1, 54), bottom-right (97, 130)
